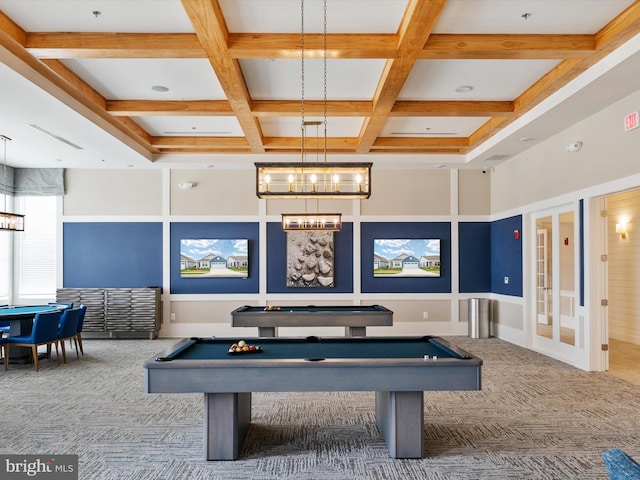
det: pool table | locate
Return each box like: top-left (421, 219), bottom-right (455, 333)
top-left (230, 304), bottom-right (393, 337)
top-left (144, 335), bottom-right (482, 460)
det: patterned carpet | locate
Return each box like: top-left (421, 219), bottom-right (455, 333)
top-left (1, 337), bottom-right (638, 479)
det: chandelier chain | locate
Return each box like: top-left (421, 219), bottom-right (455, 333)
top-left (300, 0), bottom-right (305, 134)
top-left (323, 0), bottom-right (327, 161)
top-left (2, 135), bottom-right (9, 212)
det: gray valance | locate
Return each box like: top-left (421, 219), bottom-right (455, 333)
top-left (0, 167), bottom-right (64, 196)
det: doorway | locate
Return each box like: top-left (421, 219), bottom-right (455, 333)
top-left (532, 205), bottom-right (579, 356)
top-left (601, 189), bottom-right (640, 386)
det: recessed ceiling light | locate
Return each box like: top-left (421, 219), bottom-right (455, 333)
top-left (434, 164), bottom-right (447, 169)
top-left (151, 85), bottom-right (169, 92)
top-left (519, 137), bottom-right (536, 142)
top-left (455, 85), bottom-right (474, 93)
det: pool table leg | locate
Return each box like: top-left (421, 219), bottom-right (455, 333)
top-left (375, 391), bottom-right (424, 459)
top-left (203, 392), bottom-right (251, 460)
top-left (257, 326), bottom-right (276, 337)
top-left (345, 326), bottom-right (366, 336)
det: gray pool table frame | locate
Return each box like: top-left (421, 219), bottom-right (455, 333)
top-left (230, 304), bottom-right (394, 337)
top-left (144, 337), bottom-right (482, 460)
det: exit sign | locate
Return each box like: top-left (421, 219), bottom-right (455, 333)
top-left (624, 111), bottom-right (639, 132)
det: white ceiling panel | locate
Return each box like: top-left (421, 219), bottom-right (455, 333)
top-left (434, 0), bottom-right (636, 34)
top-left (134, 116), bottom-right (244, 136)
top-left (0, 0), bottom-right (194, 32)
top-left (241, 59), bottom-right (385, 100)
top-left (220, 0), bottom-right (408, 33)
top-left (400, 59), bottom-right (561, 101)
top-left (260, 116), bottom-right (364, 137)
top-left (381, 117), bottom-right (490, 138)
top-left (60, 59), bottom-right (224, 100)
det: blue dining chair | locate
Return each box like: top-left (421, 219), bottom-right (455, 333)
top-left (57, 307), bottom-right (81, 364)
top-left (48, 302), bottom-right (74, 309)
top-left (74, 304), bottom-right (87, 356)
top-left (0, 305), bottom-right (9, 336)
top-left (4, 310), bottom-right (62, 371)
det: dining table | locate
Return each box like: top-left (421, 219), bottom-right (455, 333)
top-left (0, 305), bottom-right (68, 363)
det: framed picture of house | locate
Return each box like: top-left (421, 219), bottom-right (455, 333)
top-left (373, 238), bottom-right (440, 278)
top-left (180, 239), bottom-right (249, 278)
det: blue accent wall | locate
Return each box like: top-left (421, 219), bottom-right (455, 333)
top-left (459, 222), bottom-right (491, 292)
top-left (266, 222), bottom-right (354, 293)
top-left (63, 222), bottom-right (163, 288)
top-left (490, 215), bottom-right (523, 296)
top-left (360, 222), bottom-right (451, 293)
top-left (170, 222), bottom-right (259, 294)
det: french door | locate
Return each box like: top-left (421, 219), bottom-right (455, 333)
top-left (532, 206), bottom-right (578, 349)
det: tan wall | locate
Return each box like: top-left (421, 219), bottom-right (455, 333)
top-left (606, 188), bottom-right (640, 344)
top-left (491, 89), bottom-right (640, 213)
top-left (171, 169), bottom-right (258, 216)
top-left (361, 168), bottom-right (451, 215)
top-left (266, 198), bottom-right (354, 216)
top-left (64, 169), bottom-right (163, 215)
top-left (459, 169), bottom-right (491, 215)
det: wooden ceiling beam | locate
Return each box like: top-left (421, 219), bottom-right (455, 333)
top-left (26, 32), bottom-right (206, 58)
top-left (251, 100), bottom-right (371, 117)
top-left (151, 136), bottom-right (248, 149)
top-left (356, 0), bottom-right (447, 153)
top-left (181, 0), bottom-right (265, 153)
top-left (469, 1), bottom-right (640, 149)
top-left (24, 31), bottom-right (598, 61)
top-left (228, 33), bottom-right (398, 59)
top-left (421, 34), bottom-right (595, 60)
top-left (391, 100), bottom-right (514, 117)
top-left (107, 100), bottom-right (233, 116)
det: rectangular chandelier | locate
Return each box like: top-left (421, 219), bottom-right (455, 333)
top-left (256, 162), bottom-right (372, 199)
top-left (281, 213), bottom-right (342, 232)
top-left (0, 212), bottom-right (25, 231)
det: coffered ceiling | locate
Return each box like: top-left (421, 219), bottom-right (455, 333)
top-left (0, 0), bottom-right (639, 169)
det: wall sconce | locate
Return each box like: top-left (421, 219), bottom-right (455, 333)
top-left (178, 181), bottom-right (196, 190)
top-left (616, 223), bottom-right (628, 239)
top-left (282, 213), bottom-right (342, 232)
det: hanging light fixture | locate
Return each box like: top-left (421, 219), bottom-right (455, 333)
top-left (282, 212), bottom-right (342, 232)
top-left (255, 0), bottom-right (371, 201)
top-left (0, 135), bottom-right (24, 232)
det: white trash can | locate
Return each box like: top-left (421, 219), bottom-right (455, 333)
top-left (468, 298), bottom-right (490, 339)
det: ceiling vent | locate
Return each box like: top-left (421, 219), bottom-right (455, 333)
top-left (27, 124), bottom-right (84, 150)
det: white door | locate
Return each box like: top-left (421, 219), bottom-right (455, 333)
top-left (532, 206), bottom-right (577, 348)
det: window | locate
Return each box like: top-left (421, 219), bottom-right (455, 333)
top-left (16, 196), bottom-right (57, 300)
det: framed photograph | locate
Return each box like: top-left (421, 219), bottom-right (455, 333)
top-left (286, 231), bottom-right (334, 288)
top-left (180, 239), bottom-right (248, 278)
top-left (373, 238), bottom-right (440, 278)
